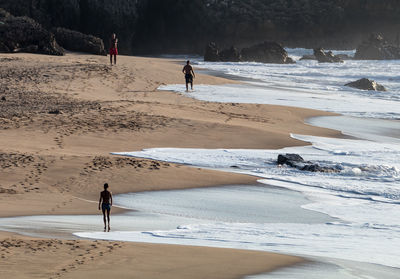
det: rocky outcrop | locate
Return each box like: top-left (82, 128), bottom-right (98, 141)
top-left (204, 42), bottom-right (220, 62)
top-left (354, 34), bottom-right (400, 60)
top-left (204, 41), bottom-right (295, 64)
top-left (54, 27), bottom-right (106, 55)
top-left (277, 154), bottom-right (305, 166)
top-left (345, 78), bottom-right (386, 91)
top-left (219, 46), bottom-right (241, 62)
top-left (241, 41), bottom-right (295, 64)
top-left (0, 0), bottom-right (144, 54)
top-left (0, 9), bottom-right (63, 55)
top-left (300, 54), bottom-right (316, 60)
top-left (336, 54), bottom-right (353, 60)
top-left (300, 52), bottom-right (352, 61)
top-left (313, 48), bottom-right (343, 63)
top-left (277, 154), bottom-right (340, 173)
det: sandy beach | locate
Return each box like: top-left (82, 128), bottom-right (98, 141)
top-left (0, 52), bottom-right (343, 278)
top-left (0, 230), bottom-right (304, 279)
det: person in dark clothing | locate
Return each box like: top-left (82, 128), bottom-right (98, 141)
top-left (109, 33), bottom-right (118, 66)
top-left (182, 60), bottom-right (196, 91)
top-left (99, 183), bottom-right (113, 232)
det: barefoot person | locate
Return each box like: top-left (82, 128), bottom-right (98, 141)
top-left (182, 60), bottom-right (195, 91)
top-left (99, 183), bottom-right (113, 231)
top-left (109, 33), bottom-right (118, 66)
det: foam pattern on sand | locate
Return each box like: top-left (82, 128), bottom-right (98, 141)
top-left (160, 49), bottom-right (400, 119)
top-left (77, 135), bottom-right (400, 268)
top-left (115, 135), bottom-right (400, 203)
top-left (76, 50), bottom-right (400, 272)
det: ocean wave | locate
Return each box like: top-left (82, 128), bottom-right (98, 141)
top-left (117, 132), bottom-right (400, 201)
top-left (190, 51), bottom-right (400, 119)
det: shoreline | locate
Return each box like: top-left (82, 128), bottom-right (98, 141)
top-left (1, 182), bottom-right (334, 239)
top-left (0, 52), bottom-right (345, 278)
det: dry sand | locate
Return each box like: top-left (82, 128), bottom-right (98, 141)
top-left (0, 231), bottom-right (303, 279)
top-left (0, 52), bottom-right (341, 278)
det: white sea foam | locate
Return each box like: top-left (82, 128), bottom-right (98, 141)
top-left (159, 83), bottom-right (400, 119)
top-left (79, 134), bottom-right (400, 269)
top-left (75, 50), bottom-right (400, 272)
top-left (114, 135), bottom-right (400, 204)
top-left (286, 48), bottom-right (356, 61)
top-left (76, 221), bottom-right (399, 268)
top-left (159, 49), bottom-right (400, 119)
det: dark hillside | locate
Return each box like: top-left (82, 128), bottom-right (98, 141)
top-left (0, 0), bottom-right (142, 54)
top-left (1, 0), bottom-right (400, 54)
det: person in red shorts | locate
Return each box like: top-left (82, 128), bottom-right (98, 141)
top-left (109, 33), bottom-right (118, 66)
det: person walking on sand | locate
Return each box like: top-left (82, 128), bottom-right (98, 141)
top-left (109, 33), bottom-right (118, 66)
top-left (182, 60), bottom-right (195, 91)
top-left (99, 183), bottom-right (113, 232)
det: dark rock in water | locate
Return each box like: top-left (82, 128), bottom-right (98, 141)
top-left (54, 27), bottom-right (106, 55)
top-left (285, 57), bottom-right (295, 64)
top-left (241, 41), bottom-right (295, 64)
top-left (48, 109), bottom-right (62, 115)
top-left (301, 52), bottom-right (351, 61)
top-left (277, 154), bottom-right (304, 166)
top-left (336, 54), bottom-right (353, 60)
top-left (300, 54), bottom-right (316, 60)
top-left (204, 43), bottom-right (241, 62)
top-left (277, 154), bottom-right (340, 173)
top-left (204, 41), bottom-right (294, 64)
top-left (204, 42), bottom-right (220, 62)
top-left (0, 9), bottom-right (64, 56)
top-left (219, 46), bottom-right (241, 62)
top-left (345, 78), bottom-right (386, 91)
top-left (301, 164), bottom-right (324, 172)
top-left (354, 34), bottom-right (400, 60)
top-left (314, 48), bottom-right (343, 63)
top-left (1, 96), bottom-right (6, 101)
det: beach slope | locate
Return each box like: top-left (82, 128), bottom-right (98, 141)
top-left (0, 53), bottom-right (341, 278)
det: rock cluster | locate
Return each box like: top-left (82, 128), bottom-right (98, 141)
top-left (300, 54), bottom-right (316, 60)
top-left (354, 34), bottom-right (400, 60)
top-left (313, 48), bottom-right (343, 63)
top-left (0, 9), bottom-right (106, 56)
top-left (0, 9), bottom-right (63, 55)
top-left (0, 0), bottom-right (141, 54)
top-left (345, 78), bottom-right (386, 91)
top-left (204, 41), bottom-right (295, 64)
top-left (242, 42), bottom-right (295, 64)
top-left (54, 28), bottom-right (106, 56)
top-left (204, 42), bottom-right (220, 62)
top-left (301, 53), bottom-right (352, 61)
top-left (277, 154), bottom-right (340, 173)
